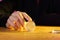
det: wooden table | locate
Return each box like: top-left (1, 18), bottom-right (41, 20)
top-left (0, 26), bottom-right (60, 40)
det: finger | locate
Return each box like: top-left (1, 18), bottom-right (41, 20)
top-left (22, 12), bottom-right (32, 22)
top-left (11, 11), bottom-right (24, 26)
top-left (10, 16), bottom-right (21, 28)
top-left (7, 19), bottom-right (16, 29)
top-left (15, 11), bottom-right (24, 26)
top-left (6, 22), bottom-right (10, 28)
top-left (16, 21), bottom-right (21, 28)
top-left (9, 16), bottom-right (18, 23)
top-left (6, 22), bottom-right (15, 30)
top-left (6, 22), bottom-right (13, 29)
top-left (9, 11), bottom-right (24, 28)
top-left (19, 12), bottom-right (24, 19)
top-left (9, 16), bottom-right (19, 28)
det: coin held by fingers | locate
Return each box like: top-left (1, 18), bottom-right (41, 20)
top-left (24, 21), bottom-right (36, 32)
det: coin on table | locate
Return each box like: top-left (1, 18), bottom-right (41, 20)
top-left (24, 21), bottom-right (36, 32)
top-left (51, 30), bottom-right (60, 34)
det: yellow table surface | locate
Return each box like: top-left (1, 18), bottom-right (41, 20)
top-left (0, 26), bottom-right (60, 40)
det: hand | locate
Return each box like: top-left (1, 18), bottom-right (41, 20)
top-left (6, 11), bottom-right (32, 30)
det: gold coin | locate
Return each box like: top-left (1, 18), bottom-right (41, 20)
top-left (24, 21), bottom-right (36, 32)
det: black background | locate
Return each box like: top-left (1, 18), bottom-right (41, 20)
top-left (0, 0), bottom-right (60, 27)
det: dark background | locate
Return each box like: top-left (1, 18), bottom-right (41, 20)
top-left (0, 0), bottom-right (60, 27)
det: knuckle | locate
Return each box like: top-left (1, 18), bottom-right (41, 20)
top-left (23, 12), bottom-right (27, 14)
